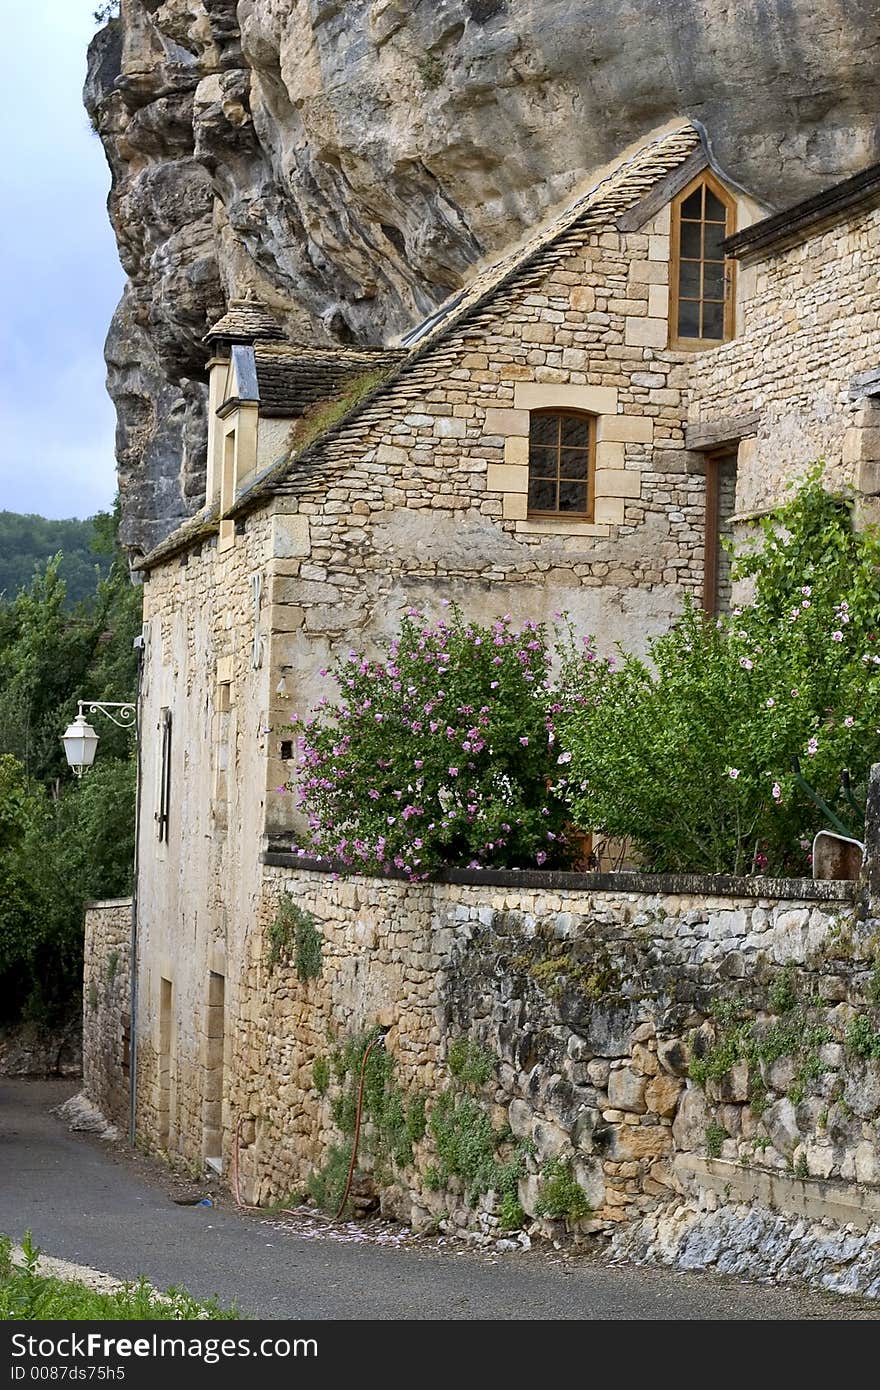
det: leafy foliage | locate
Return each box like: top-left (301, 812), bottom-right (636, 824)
top-left (289, 607), bottom-right (571, 876)
top-left (426, 1039), bottom-right (526, 1228)
top-left (534, 1157), bottom-right (592, 1222)
top-left (0, 1232), bottom-right (237, 1320)
top-left (556, 471), bottom-right (880, 874)
top-left (0, 512), bottom-right (111, 609)
top-left (308, 1028), bottom-right (425, 1214)
top-left (0, 503), bottom-right (140, 1022)
top-left (266, 896), bottom-right (323, 981)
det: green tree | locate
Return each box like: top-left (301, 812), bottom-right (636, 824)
top-left (556, 471), bottom-right (880, 875)
top-left (0, 512), bottom-right (111, 608)
top-left (0, 501), bottom-right (140, 1022)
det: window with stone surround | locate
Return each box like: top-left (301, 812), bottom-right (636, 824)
top-left (669, 173), bottom-right (736, 349)
top-left (527, 409), bottom-right (595, 519)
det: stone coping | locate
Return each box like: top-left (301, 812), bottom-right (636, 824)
top-left (83, 897), bottom-right (133, 910)
top-left (261, 850), bottom-right (856, 903)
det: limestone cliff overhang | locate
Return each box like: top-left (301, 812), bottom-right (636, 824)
top-left (137, 119), bottom-right (715, 572)
top-left (724, 160), bottom-right (880, 263)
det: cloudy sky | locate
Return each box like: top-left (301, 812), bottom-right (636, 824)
top-left (0, 4), bottom-right (124, 520)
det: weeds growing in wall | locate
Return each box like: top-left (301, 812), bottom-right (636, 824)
top-left (426, 1038), bottom-right (528, 1232)
top-left (266, 896), bottom-right (323, 982)
top-left (533, 1158), bottom-right (592, 1222)
top-left (307, 1028), bottom-right (426, 1215)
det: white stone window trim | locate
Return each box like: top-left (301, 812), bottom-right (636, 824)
top-left (483, 382), bottom-right (649, 533)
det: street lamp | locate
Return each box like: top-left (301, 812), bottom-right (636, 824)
top-left (60, 700), bottom-right (137, 776)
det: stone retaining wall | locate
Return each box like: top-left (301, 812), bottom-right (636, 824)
top-left (227, 864), bottom-right (880, 1246)
top-left (85, 868), bottom-right (880, 1282)
top-left (82, 898), bottom-right (131, 1131)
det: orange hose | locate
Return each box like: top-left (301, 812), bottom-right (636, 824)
top-left (335, 1034), bottom-right (384, 1220)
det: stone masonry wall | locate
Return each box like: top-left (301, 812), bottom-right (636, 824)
top-left (689, 202), bottom-right (880, 519)
top-left (136, 512), bottom-right (273, 1165)
top-left (82, 898), bottom-right (132, 1131)
top-left (223, 864), bottom-right (880, 1251)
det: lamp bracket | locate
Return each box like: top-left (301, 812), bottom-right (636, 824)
top-left (79, 700), bottom-right (138, 732)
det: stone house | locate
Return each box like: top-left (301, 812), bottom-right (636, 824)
top-left (92, 119), bottom-right (880, 1210)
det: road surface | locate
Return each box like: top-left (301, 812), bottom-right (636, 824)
top-left (1, 1079), bottom-right (876, 1320)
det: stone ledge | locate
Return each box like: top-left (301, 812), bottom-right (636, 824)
top-left (674, 1153), bottom-right (880, 1233)
top-left (83, 897), bottom-right (133, 910)
top-left (260, 850), bottom-right (855, 902)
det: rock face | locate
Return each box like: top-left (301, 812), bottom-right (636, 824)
top-left (85, 0), bottom-right (880, 554)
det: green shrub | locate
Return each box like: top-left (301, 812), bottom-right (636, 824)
top-left (312, 1055), bottom-right (330, 1095)
top-left (289, 607), bottom-right (571, 876)
top-left (447, 1037), bottom-right (497, 1090)
top-left (555, 471), bottom-right (880, 875)
top-left (705, 1122), bottom-right (726, 1158)
top-left (534, 1158), bottom-right (591, 1223)
top-left (845, 1013), bottom-right (880, 1059)
top-left (0, 1232), bottom-right (237, 1320)
top-left (266, 896), bottom-right (322, 981)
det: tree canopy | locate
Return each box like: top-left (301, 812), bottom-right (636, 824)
top-left (0, 503), bottom-right (140, 1023)
top-left (0, 512), bottom-right (112, 609)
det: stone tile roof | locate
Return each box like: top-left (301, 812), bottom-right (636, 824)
top-left (400, 122), bottom-right (702, 350)
top-left (724, 159), bottom-right (880, 261)
top-left (205, 297), bottom-right (286, 344)
top-left (254, 344), bottom-right (406, 416)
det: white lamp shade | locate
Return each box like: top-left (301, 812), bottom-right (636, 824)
top-left (61, 714), bottom-right (99, 772)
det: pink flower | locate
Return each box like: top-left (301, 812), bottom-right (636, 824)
top-left (536, 850), bottom-right (547, 866)
top-left (807, 737), bottom-right (818, 755)
top-left (772, 782), bottom-right (782, 802)
top-left (727, 767), bottom-right (740, 780)
top-left (740, 657), bottom-right (753, 670)
top-left (831, 630), bottom-right (844, 642)
top-left (766, 698), bottom-right (775, 708)
top-left (557, 751), bottom-right (572, 764)
top-left (844, 716), bottom-right (854, 727)
top-left (448, 767), bottom-right (459, 777)
top-left (368, 789), bottom-right (379, 799)
top-left (519, 736), bottom-right (529, 746)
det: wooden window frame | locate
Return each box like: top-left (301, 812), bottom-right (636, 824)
top-left (702, 448), bottom-right (738, 616)
top-left (526, 408), bottom-right (596, 521)
top-left (668, 171), bottom-right (737, 352)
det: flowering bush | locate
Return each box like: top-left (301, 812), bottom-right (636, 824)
top-left (288, 607), bottom-right (571, 877)
top-left (555, 472), bottom-right (880, 875)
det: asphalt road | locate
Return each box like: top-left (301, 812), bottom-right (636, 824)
top-left (1, 1078), bottom-right (877, 1320)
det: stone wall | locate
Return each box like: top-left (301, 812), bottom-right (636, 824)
top-left (0, 1024), bottom-right (81, 1078)
top-left (82, 898), bottom-right (131, 1131)
top-left (210, 863), bottom-right (880, 1251)
top-left (689, 202), bottom-right (880, 519)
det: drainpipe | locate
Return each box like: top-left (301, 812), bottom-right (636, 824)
top-left (129, 631), bottom-right (146, 1146)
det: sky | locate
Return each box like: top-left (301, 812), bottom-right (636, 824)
top-left (0, 3), bottom-right (124, 520)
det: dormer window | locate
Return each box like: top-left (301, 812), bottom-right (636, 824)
top-left (669, 174), bottom-right (736, 348)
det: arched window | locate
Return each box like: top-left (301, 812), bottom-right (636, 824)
top-left (669, 173), bottom-right (736, 348)
top-left (527, 410), bottom-right (595, 518)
